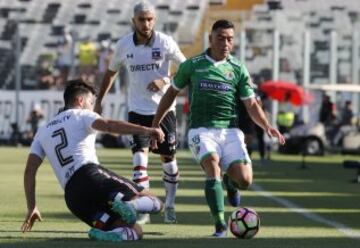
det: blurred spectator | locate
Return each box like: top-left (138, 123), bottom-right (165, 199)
top-left (319, 94), bottom-right (337, 141)
top-left (96, 40), bottom-right (113, 90)
top-left (276, 93), bottom-right (295, 134)
top-left (333, 100), bottom-right (355, 146)
top-left (238, 94), bottom-right (271, 164)
top-left (9, 123), bottom-right (21, 145)
top-left (56, 30), bottom-right (74, 86)
top-left (27, 103), bottom-right (44, 137)
top-left (277, 110), bottom-right (295, 134)
top-left (319, 94), bottom-right (336, 125)
top-left (254, 97), bottom-right (272, 164)
top-left (37, 60), bottom-right (55, 89)
top-left (339, 100), bottom-right (353, 126)
top-left (237, 100), bottom-right (255, 156)
top-left (78, 37), bottom-right (97, 83)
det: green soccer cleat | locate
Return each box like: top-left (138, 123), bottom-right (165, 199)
top-left (111, 200), bottom-right (137, 225)
top-left (164, 207), bottom-right (177, 224)
top-left (88, 228), bottom-right (123, 242)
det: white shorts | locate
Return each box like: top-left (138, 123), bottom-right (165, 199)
top-left (188, 128), bottom-right (251, 171)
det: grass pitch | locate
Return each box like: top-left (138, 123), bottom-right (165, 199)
top-left (0, 147), bottom-right (359, 248)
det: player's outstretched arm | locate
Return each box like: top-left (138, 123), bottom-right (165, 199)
top-left (152, 86), bottom-right (180, 128)
top-left (94, 69), bottom-right (118, 114)
top-left (147, 78), bottom-right (169, 92)
top-left (92, 119), bottom-right (165, 144)
top-left (22, 154), bottom-right (43, 233)
top-left (150, 86), bottom-right (179, 150)
top-left (243, 97), bottom-right (285, 145)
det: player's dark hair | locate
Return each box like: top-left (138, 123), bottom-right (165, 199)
top-left (211, 19), bottom-right (234, 32)
top-left (63, 79), bottom-right (96, 106)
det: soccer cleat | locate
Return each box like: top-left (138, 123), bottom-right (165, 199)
top-left (111, 200), bottom-right (137, 225)
top-left (223, 174), bottom-right (241, 207)
top-left (227, 190), bottom-right (241, 207)
top-left (164, 207), bottom-right (177, 224)
top-left (212, 223), bottom-right (227, 238)
top-left (136, 213), bottom-right (151, 225)
top-left (88, 228), bottom-right (123, 242)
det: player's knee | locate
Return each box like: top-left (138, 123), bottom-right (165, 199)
top-left (201, 155), bottom-right (221, 177)
top-left (136, 194), bottom-right (163, 213)
top-left (160, 154), bottom-right (175, 163)
top-left (132, 147), bottom-right (145, 154)
top-left (132, 147), bottom-right (146, 154)
top-left (152, 196), bottom-right (164, 213)
top-left (133, 223), bottom-right (143, 240)
top-left (162, 159), bottom-right (179, 183)
top-left (237, 175), bottom-right (252, 189)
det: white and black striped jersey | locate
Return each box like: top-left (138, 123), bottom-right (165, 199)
top-left (30, 108), bottom-right (101, 189)
top-left (109, 31), bottom-right (186, 115)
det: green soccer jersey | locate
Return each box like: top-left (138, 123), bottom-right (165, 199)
top-left (173, 51), bottom-right (255, 129)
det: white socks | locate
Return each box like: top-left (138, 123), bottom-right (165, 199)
top-left (132, 152), bottom-right (179, 210)
top-left (162, 160), bottom-right (179, 208)
top-left (113, 192), bottom-right (161, 214)
top-left (127, 195), bottom-right (162, 214)
top-left (132, 152), bottom-right (149, 188)
top-left (110, 227), bottom-right (139, 241)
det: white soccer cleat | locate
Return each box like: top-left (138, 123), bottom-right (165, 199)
top-left (136, 213), bottom-right (151, 225)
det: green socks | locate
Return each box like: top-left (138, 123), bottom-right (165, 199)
top-left (205, 178), bottom-right (226, 226)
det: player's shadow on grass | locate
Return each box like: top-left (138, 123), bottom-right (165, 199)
top-left (0, 229), bottom-right (86, 234)
top-left (1, 237), bottom-right (359, 248)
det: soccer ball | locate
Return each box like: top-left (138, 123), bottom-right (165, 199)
top-left (228, 207), bottom-right (260, 239)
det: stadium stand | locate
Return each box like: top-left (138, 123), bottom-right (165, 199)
top-left (0, 0), bottom-right (209, 89)
top-left (0, 0), bottom-right (359, 90)
top-left (239, 0), bottom-right (360, 86)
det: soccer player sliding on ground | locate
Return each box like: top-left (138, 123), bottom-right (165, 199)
top-left (22, 79), bottom-right (165, 242)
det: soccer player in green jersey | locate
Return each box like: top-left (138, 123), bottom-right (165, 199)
top-left (152, 19), bottom-right (285, 237)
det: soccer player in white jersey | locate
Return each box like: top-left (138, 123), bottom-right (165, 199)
top-left (94, 1), bottom-right (186, 224)
top-left (22, 79), bottom-right (165, 242)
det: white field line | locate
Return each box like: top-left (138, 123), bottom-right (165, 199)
top-left (251, 183), bottom-right (360, 240)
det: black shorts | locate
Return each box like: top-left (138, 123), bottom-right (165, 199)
top-left (64, 163), bottom-right (143, 230)
top-left (128, 111), bottom-right (177, 156)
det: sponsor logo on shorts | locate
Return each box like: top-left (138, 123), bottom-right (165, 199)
top-left (167, 133), bottom-right (176, 144)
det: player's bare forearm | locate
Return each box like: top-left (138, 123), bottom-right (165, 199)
top-left (244, 98), bottom-right (285, 145)
top-left (94, 70), bottom-right (118, 114)
top-left (93, 119), bottom-right (147, 134)
top-left (152, 86), bottom-right (179, 127)
top-left (92, 119), bottom-right (164, 143)
top-left (96, 69), bottom-right (117, 103)
top-left (24, 154), bottom-right (42, 211)
top-left (244, 98), bottom-right (270, 131)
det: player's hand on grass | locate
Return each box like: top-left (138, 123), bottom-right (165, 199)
top-left (147, 79), bottom-right (166, 92)
top-left (21, 206), bottom-right (42, 233)
top-left (266, 127), bottom-right (286, 145)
